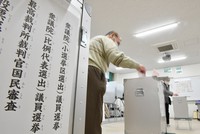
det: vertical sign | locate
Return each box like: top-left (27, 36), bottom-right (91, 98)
top-left (0, 0), bottom-right (82, 134)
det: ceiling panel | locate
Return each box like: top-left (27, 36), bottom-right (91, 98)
top-left (85, 0), bottom-right (200, 73)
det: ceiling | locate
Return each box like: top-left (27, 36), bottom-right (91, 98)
top-left (85, 0), bottom-right (200, 74)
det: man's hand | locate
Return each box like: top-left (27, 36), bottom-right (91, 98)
top-left (173, 93), bottom-right (178, 96)
top-left (137, 65), bottom-right (146, 75)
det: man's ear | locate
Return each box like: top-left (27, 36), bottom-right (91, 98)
top-left (107, 34), bottom-right (112, 39)
top-left (110, 33), bottom-right (116, 38)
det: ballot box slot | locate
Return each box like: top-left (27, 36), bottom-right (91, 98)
top-left (135, 88), bottom-right (144, 97)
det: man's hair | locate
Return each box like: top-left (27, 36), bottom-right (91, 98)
top-left (105, 31), bottom-right (119, 37)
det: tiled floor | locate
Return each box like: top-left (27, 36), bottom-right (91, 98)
top-left (102, 118), bottom-right (200, 134)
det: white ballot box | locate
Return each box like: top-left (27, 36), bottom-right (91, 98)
top-left (124, 77), bottom-right (166, 134)
top-left (172, 96), bottom-right (192, 129)
top-left (173, 96), bottom-right (190, 119)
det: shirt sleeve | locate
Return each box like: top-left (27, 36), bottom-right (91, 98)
top-left (102, 37), bottom-right (140, 69)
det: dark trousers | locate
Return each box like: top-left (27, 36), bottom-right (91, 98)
top-left (85, 66), bottom-right (106, 134)
top-left (165, 103), bottom-right (170, 124)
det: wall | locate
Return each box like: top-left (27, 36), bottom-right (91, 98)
top-left (114, 63), bottom-right (200, 83)
top-left (114, 63), bottom-right (200, 118)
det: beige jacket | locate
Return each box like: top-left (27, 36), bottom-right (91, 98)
top-left (89, 35), bottom-right (140, 73)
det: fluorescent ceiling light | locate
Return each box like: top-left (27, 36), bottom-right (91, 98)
top-left (134, 22), bottom-right (180, 37)
top-left (158, 56), bottom-right (187, 63)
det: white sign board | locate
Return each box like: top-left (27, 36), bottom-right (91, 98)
top-left (0, 0), bottom-right (82, 134)
top-left (171, 76), bottom-right (200, 100)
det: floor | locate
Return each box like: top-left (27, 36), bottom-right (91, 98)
top-left (102, 118), bottom-right (200, 134)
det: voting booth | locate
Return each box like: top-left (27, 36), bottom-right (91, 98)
top-left (124, 77), bottom-right (166, 134)
top-left (104, 81), bottom-right (124, 118)
top-left (0, 0), bottom-right (91, 134)
top-left (196, 100), bottom-right (200, 120)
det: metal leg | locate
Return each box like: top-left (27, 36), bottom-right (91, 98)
top-left (188, 120), bottom-right (192, 130)
top-left (176, 120), bottom-right (179, 129)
